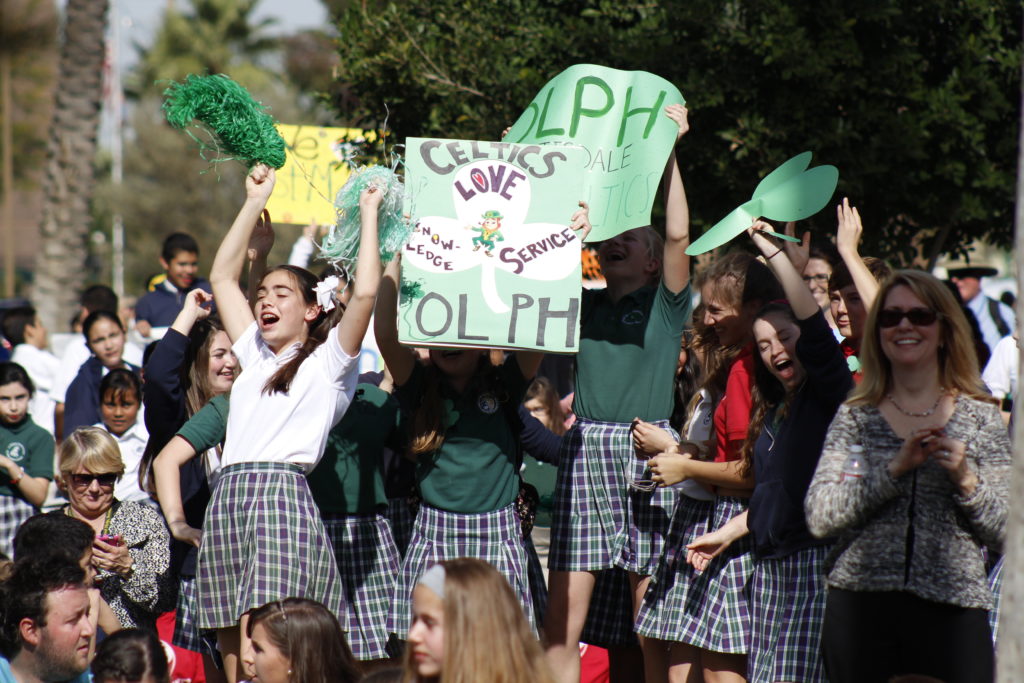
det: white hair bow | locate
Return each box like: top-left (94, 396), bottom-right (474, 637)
top-left (313, 275), bottom-right (340, 312)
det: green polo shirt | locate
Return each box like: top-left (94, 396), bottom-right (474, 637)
top-left (308, 384), bottom-right (400, 515)
top-left (0, 416), bottom-right (54, 499)
top-left (573, 281), bottom-right (692, 424)
top-left (402, 356), bottom-right (529, 514)
top-left (176, 394), bottom-right (229, 452)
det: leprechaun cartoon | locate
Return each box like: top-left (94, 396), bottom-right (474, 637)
top-left (467, 210), bottom-right (505, 257)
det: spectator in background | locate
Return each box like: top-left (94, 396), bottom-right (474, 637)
top-left (135, 233), bottom-right (211, 340)
top-left (949, 266), bottom-right (1015, 358)
top-left (4, 307), bottom-right (60, 435)
top-left (94, 370), bottom-right (152, 507)
top-left (53, 286), bottom-right (144, 437)
top-left (982, 332), bottom-right (1018, 424)
top-left (0, 558), bottom-right (93, 683)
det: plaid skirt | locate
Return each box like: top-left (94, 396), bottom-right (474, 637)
top-left (385, 497), bottom-right (416, 558)
top-left (524, 534), bottom-right (549, 625)
top-left (636, 495), bottom-right (752, 653)
top-left (0, 493), bottom-right (36, 559)
top-left (387, 503), bottom-right (535, 636)
top-left (989, 556), bottom-right (1003, 644)
top-left (749, 545), bottom-right (830, 683)
top-left (323, 512), bottom-right (401, 660)
top-left (549, 418), bottom-right (677, 575)
top-left (196, 462), bottom-right (345, 630)
top-left (581, 567), bottom-right (638, 648)
top-left (173, 576), bottom-right (217, 657)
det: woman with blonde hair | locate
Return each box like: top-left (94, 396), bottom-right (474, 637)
top-left (806, 269), bottom-right (1009, 683)
top-left (59, 427), bottom-right (173, 630)
top-left (404, 558), bottom-right (555, 683)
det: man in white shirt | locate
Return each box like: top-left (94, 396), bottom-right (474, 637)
top-left (3, 308), bottom-right (60, 435)
top-left (949, 266), bottom-right (1015, 358)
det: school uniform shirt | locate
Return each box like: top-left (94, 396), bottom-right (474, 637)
top-left (400, 356), bottom-right (530, 514)
top-left (982, 334), bottom-right (1017, 401)
top-left (53, 339), bottom-right (143, 404)
top-left (966, 292), bottom-right (1015, 357)
top-left (221, 322), bottom-right (358, 470)
top-left (713, 345), bottom-right (755, 462)
top-left (10, 343), bottom-right (60, 435)
top-left (135, 277), bottom-right (213, 328)
top-left (573, 282), bottom-right (693, 424)
top-left (0, 415), bottom-right (54, 499)
top-left (746, 311), bottom-right (850, 559)
top-left (92, 420), bottom-right (153, 507)
top-left (308, 382), bottom-right (401, 515)
top-left (62, 358), bottom-right (142, 439)
top-left (172, 393), bottom-right (228, 577)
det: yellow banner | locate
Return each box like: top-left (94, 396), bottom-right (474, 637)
top-left (267, 124), bottom-right (377, 225)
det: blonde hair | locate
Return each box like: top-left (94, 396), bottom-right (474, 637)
top-left (848, 269), bottom-right (993, 406)
top-left (402, 558), bottom-right (555, 683)
top-left (59, 427), bottom-right (125, 480)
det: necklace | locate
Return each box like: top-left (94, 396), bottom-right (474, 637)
top-left (887, 389), bottom-right (945, 417)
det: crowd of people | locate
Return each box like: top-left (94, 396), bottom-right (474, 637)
top-left (0, 105), bottom-right (1012, 683)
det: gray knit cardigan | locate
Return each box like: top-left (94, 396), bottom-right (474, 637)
top-left (805, 395), bottom-right (1009, 609)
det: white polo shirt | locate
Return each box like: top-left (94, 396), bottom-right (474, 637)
top-left (221, 322), bottom-right (359, 471)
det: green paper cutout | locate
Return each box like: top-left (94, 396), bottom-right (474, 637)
top-left (686, 152), bottom-right (839, 255)
top-left (505, 65), bottom-right (685, 243)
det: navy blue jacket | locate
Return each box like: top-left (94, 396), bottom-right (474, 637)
top-left (136, 278), bottom-right (212, 327)
top-left (142, 328), bottom-right (210, 577)
top-left (63, 357), bottom-right (142, 438)
top-left (747, 311), bottom-right (851, 559)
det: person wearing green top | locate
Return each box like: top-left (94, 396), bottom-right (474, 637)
top-left (545, 105), bottom-right (694, 683)
top-left (374, 253), bottom-right (551, 639)
top-left (0, 363), bottom-right (54, 558)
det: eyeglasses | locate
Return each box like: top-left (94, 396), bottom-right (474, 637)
top-left (68, 473), bottom-right (119, 489)
top-left (802, 274), bottom-right (830, 283)
top-left (877, 308), bottom-right (940, 328)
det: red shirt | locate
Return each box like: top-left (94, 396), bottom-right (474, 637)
top-left (713, 345), bottom-right (755, 463)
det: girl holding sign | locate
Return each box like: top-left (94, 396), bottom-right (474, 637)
top-left (544, 104), bottom-right (693, 683)
top-left (161, 164), bottom-right (382, 682)
top-left (374, 254), bottom-right (550, 638)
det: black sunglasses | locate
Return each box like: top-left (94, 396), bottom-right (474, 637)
top-left (69, 473), bottom-right (119, 489)
top-left (877, 308), bottom-right (940, 329)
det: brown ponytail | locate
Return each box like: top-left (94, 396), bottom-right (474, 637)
top-left (260, 266), bottom-right (346, 395)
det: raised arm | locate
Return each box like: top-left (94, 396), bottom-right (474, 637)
top-left (334, 186), bottom-right (384, 357)
top-left (209, 165), bottom-right (276, 342)
top-left (246, 209), bottom-right (275, 311)
top-left (662, 104), bottom-right (691, 294)
top-left (373, 257), bottom-right (417, 385)
top-left (748, 221), bottom-right (819, 320)
top-left (835, 197), bottom-right (880, 310)
top-left (152, 436), bottom-right (201, 547)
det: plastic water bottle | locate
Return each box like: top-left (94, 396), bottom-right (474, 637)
top-left (841, 445), bottom-right (865, 481)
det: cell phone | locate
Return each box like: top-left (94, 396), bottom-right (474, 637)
top-left (97, 534), bottom-right (121, 545)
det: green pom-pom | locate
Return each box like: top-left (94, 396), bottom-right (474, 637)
top-left (320, 164), bottom-right (412, 274)
top-left (162, 74), bottom-right (286, 169)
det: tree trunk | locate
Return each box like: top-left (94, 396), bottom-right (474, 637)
top-left (996, 22), bottom-right (1024, 680)
top-left (34, 0), bottom-right (109, 330)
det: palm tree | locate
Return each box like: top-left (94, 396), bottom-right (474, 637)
top-left (34, 0), bottom-right (109, 330)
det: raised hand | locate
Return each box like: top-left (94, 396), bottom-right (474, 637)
top-left (836, 197), bottom-right (863, 258)
top-left (570, 201), bottom-right (592, 241)
top-left (247, 209), bottom-right (275, 262)
top-left (665, 104), bottom-right (690, 142)
top-left (245, 164), bottom-right (276, 201)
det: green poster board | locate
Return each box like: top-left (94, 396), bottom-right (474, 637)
top-left (505, 64), bottom-right (685, 242)
top-left (399, 138), bottom-right (586, 352)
